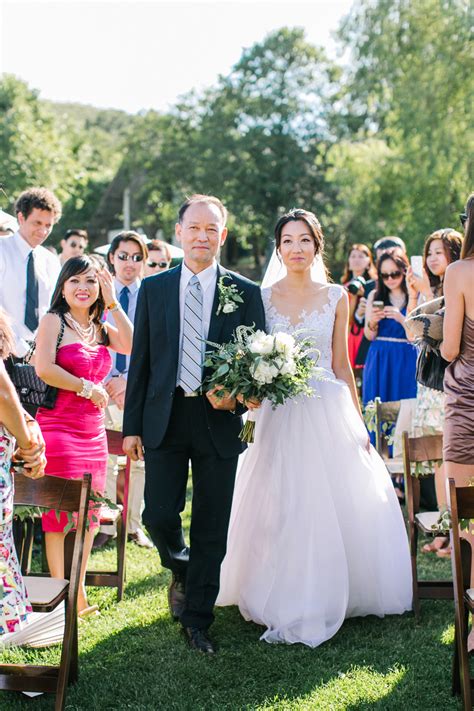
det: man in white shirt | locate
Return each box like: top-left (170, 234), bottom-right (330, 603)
top-left (96, 231), bottom-right (153, 549)
top-left (0, 188), bottom-right (61, 357)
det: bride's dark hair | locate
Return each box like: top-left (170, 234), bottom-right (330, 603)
top-left (274, 208), bottom-right (325, 255)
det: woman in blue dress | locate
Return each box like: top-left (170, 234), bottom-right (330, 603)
top-left (363, 249), bottom-right (417, 408)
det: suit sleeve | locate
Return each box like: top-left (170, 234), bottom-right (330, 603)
top-left (122, 280), bottom-right (151, 437)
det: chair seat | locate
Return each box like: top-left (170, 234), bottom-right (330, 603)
top-left (384, 458), bottom-right (404, 475)
top-left (415, 511), bottom-right (441, 533)
top-left (465, 589), bottom-right (474, 610)
top-left (25, 576), bottom-right (68, 609)
top-left (99, 504), bottom-right (123, 524)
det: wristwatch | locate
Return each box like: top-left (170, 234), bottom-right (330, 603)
top-left (106, 301), bottom-right (120, 312)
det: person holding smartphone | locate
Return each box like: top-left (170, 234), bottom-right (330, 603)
top-left (362, 249), bottom-right (418, 416)
top-left (405, 228), bottom-right (463, 555)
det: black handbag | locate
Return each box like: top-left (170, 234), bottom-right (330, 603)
top-left (415, 343), bottom-right (449, 392)
top-left (8, 317), bottom-right (65, 409)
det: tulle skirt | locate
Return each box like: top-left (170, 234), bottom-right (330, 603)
top-left (217, 372), bottom-right (412, 647)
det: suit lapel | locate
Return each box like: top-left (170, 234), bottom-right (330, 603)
top-left (206, 264), bottom-right (228, 345)
top-left (164, 264), bottom-right (181, 362)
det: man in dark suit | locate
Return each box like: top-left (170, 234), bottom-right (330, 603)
top-left (123, 195), bottom-right (265, 653)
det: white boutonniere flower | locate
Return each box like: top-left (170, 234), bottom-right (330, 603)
top-left (216, 275), bottom-right (244, 316)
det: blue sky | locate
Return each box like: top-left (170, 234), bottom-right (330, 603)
top-left (1, 0), bottom-right (354, 113)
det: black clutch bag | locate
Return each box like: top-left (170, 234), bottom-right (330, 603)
top-left (8, 317), bottom-right (65, 410)
top-left (415, 344), bottom-right (449, 392)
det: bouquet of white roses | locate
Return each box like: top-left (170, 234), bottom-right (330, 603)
top-left (204, 325), bottom-right (321, 442)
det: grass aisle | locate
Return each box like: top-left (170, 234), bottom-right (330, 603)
top-left (0, 500), bottom-right (459, 711)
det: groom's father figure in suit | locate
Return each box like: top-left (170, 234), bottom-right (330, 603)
top-left (123, 195), bottom-right (265, 653)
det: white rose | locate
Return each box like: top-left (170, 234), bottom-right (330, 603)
top-left (223, 302), bottom-right (236, 313)
top-left (251, 360), bottom-right (279, 384)
top-left (248, 331), bottom-right (275, 355)
top-left (280, 358), bottom-right (297, 376)
top-left (274, 332), bottom-right (295, 355)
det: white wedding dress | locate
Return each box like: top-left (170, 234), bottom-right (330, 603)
top-left (217, 284), bottom-right (412, 647)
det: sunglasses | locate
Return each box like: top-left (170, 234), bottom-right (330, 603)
top-left (460, 213), bottom-right (468, 227)
top-left (68, 241), bottom-right (85, 250)
top-left (380, 270), bottom-right (403, 281)
top-left (117, 251), bottom-right (143, 262)
top-left (147, 260), bottom-right (168, 268)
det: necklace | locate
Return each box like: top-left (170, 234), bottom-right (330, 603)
top-left (64, 312), bottom-right (96, 345)
top-left (390, 293), bottom-right (406, 309)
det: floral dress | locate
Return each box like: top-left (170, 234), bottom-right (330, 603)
top-left (0, 425), bottom-right (32, 634)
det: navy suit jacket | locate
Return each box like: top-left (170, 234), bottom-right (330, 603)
top-left (122, 263), bottom-right (266, 458)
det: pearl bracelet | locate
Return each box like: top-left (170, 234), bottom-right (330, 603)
top-left (77, 378), bottom-right (94, 399)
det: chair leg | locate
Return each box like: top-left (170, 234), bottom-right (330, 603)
top-left (459, 607), bottom-right (472, 710)
top-left (116, 515), bottom-right (126, 602)
top-left (410, 525), bottom-right (420, 621)
top-left (68, 617), bottom-right (79, 684)
top-left (452, 623), bottom-right (461, 696)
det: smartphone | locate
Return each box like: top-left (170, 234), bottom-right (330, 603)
top-left (373, 300), bottom-right (384, 310)
top-left (411, 255), bottom-right (423, 277)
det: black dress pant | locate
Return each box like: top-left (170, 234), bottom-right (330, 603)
top-left (143, 389), bottom-right (238, 629)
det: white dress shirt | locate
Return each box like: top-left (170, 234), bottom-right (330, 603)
top-left (106, 277), bottom-right (140, 379)
top-left (177, 260), bottom-right (218, 386)
top-left (0, 231), bottom-right (61, 356)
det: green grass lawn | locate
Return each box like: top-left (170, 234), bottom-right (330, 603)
top-left (0, 500), bottom-right (462, 711)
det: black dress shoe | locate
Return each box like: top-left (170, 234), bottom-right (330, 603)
top-left (92, 532), bottom-right (116, 550)
top-left (168, 572), bottom-right (186, 621)
top-left (183, 626), bottom-right (216, 654)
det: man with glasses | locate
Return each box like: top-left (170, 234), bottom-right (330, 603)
top-left (59, 228), bottom-right (88, 265)
top-left (144, 239), bottom-right (172, 277)
top-left (95, 231), bottom-right (153, 549)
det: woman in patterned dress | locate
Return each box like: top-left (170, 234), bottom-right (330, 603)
top-left (406, 228), bottom-right (463, 555)
top-left (0, 308), bottom-right (46, 634)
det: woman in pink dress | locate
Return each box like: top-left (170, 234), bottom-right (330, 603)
top-left (35, 256), bottom-right (133, 616)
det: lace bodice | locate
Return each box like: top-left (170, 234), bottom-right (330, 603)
top-left (261, 285), bottom-right (344, 371)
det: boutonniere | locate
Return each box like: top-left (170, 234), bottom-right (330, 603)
top-left (216, 274), bottom-right (244, 315)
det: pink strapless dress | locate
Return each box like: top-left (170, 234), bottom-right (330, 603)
top-left (37, 342), bottom-right (112, 532)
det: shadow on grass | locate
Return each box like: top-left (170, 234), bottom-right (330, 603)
top-left (2, 599), bottom-right (460, 711)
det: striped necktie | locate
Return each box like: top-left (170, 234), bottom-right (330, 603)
top-left (178, 275), bottom-right (203, 393)
top-left (115, 286), bottom-right (129, 373)
top-left (24, 250), bottom-right (39, 332)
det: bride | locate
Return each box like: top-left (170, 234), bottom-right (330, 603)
top-left (217, 208), bottom-right (412, 647)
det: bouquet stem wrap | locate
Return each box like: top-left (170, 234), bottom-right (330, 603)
top-left (240, 410), bottom-right (257, 443)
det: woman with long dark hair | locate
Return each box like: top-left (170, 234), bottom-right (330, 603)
top-left (34, 256), bottom-right (133, 617)
top-left (363, 249), bottom-right (417, 406)
top-left (217, 209), bottom-right (411, 648)
top-left (404, 228), bottom-right (463, 555)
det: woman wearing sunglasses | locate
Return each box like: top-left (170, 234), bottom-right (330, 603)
top-left (144, 239), bottom-right (172, 277)
top-left (362, 249), bottom-right (417, 412)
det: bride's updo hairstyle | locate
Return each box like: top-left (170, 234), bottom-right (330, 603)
top-left (274, 208), bottom-right (325, 257)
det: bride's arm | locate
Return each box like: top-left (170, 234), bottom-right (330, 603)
top-left (331, 292), bottom-right (363, 420)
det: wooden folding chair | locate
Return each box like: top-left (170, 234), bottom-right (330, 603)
top-left (83, 429), bottom-right (130, 601)
top-left (0, 472), bottom-right (91, 711)
top-left (402, 431), bottom-right (453, 621)
top-left (447, 478), bottom-right (474, 709)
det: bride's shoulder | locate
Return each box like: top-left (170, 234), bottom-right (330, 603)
top-left (323, 283), bottom-right (346, 303)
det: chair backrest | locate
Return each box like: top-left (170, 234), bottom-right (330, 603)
top-left (14, 472), bottom-right (89, 512)
top-left (375, 397), bottom-right (401, 454)
top-left (448, 479), bottom-right (474, 599)
top-left (106, 428), bottom-right (125, 457)
top-left (402, 431), bottom-right (443, 521)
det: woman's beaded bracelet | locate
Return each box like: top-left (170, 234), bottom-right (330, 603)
top-left (77, 378), bottom-right (94, 399)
